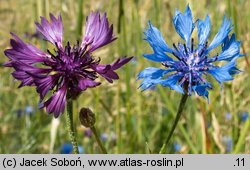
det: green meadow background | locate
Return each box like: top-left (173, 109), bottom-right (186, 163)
top-left (0, 0), bottom-right (249, 154)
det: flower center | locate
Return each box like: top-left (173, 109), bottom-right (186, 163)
top-left (161, 39), bottom-right (215, 95)
top-left (46, 41), bottom-right (99, 81)
top-left (168, 39), bottom-right (212, 73)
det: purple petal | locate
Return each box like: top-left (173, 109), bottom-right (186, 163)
top-left (3, 61), bottom-right (13, 67)
top-left (12, 71), bottom-right (34, 87)
top-left (43, 84), bottom-right (67, 118)
top-left (4, 33), bottom-right (48, 65)
top-left (91, 64), bottom-right (111, 74)
top-left (34, 74), bottom-right (60, 99)
top-left (91, 57), bottom-right (132, 83)
top-left (11, 61), bottom-right (51, 74)
top-left (101, 70), bottom-right (119, 83)
top-left (91, 64), bottom-right (117, 83)
top-left (78, 78), bottom-right (101, 90)
top-left (81, 12), bottom-right (116, 52)
top-left (111, 57), bottom-right (133, 70)
top-left (36, 14), bottom-right (63, 48)
top-left (10, 61), bottom-right (51, 87)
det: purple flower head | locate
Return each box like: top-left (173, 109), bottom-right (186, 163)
top-left (4, 12), bottom-right (132, 118)
top-left (101, 133), bottom-right (108, 142)
top-left (225, 112), bottom-right (232, 120)
top-left (84, 129), bottom-right (92, 137)
top-left (138, 5), bottom-right (243, 100)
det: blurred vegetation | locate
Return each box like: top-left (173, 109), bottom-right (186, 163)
top-left (0, 0), bottom-right (249, 154)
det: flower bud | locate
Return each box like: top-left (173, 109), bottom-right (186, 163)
top-left (79, 107), bottom-right (96, 127)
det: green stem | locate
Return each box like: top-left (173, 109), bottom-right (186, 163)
top-left (76, 0), bottom-right (83, 38)
top-left (160, 94), bottom-right (188, 154)
top-left (233, 118), bottom-right (250, 153)
top-left (65, 100), bottom-right (79, 154)
top-left (118, 0), bottom-right (124, 34)
top-left (91, 126), bottom-right (108, 154)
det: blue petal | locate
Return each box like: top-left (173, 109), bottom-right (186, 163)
top-left (139, 78), bottom-right (162, 91)
top-left (143, 52), bottom-right (173, 62)
top-left (208, 61), bottom-right (238, 83)
top-left (159, 74), bottom-right (184, 94)
top-left (144, 22), bottom-right (173, 62)
top-left (198, 15), bottom-right (211, 45)
top-left (137, 67), bottom-right (172, 80)
top-left (61, 143), bottom-right (73, 154)
top-left (144, 21), bottom-right (173, 54)
top-left (209, 34), bottom-right (241, 62)
top-left (173, 5), bottom-right (195, 45)
top-left (222, 33), bottom-right (236, 51)
top-left (207, 16), bottom-right (233, 51)
top-left (228, 61), bottom-right (241, 75)
top-left (193, 85), bottom-right (209, 99)
top-left (217, 40), bottom-right (240, 61)
top-left (78, 146), bottom-right (85, 154)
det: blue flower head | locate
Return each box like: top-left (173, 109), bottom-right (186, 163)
top-left (138, 5), bottom-right (243, 99)
top-left (240, 112), bottom-right (249, 123)
top-left (222, 136), bottom-right (233, 153)
top-left (25, 106), bottom-right (34, 115)
top-left (61, 143), bottom-right (73, 154)
top-left (101, 133), bottom-right (108, 142)
top-left (61, 143), bottom-right (84, 154)
top-left (173, 142), bottom-right (182, 152)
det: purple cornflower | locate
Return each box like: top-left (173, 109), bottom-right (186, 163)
top-left (138, 5), bottom-right (243, 100)
top-left (4, 12), bottom-right (132, 117)
top-left (225, 112), bottom-right (232, 120)
top-left (84, 129), bottom-right (92, 137)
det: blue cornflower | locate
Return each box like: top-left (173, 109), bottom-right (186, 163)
top-left (173, 142), bottom-right (181, 152)
top-left (101, 133), bottom-right (108, 142)
top-left (78, 146), bottom-right (85, 154)
top-left (25, 106), bottom-right (34, 115)
top-left (111, 132), bottom-right (117, 142)
top-left (138, 5), bottom-right (243, 99)
top-left (61, 143), bottom-right (85, 154)
top-left (16, 109), bottom-right (23, 118)
top-left (240, 112), bottom-right (249, 123)
top-left (222, 136), bottom-right (233, 153)
top-left (61, 143), bottom-right (73, 154)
